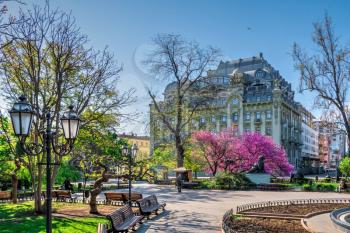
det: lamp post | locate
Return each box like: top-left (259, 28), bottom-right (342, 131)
top-left (9, 95), bottom-right (80, 233)
top-left (122, 143), bottom-right (138, 206)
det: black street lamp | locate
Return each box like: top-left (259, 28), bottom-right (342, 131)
top-left (9, 95), bottom-right (80, 233)
top-left (122, 143), bottom-right (138, 206)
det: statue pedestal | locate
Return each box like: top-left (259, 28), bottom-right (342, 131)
top-left (246, 173), bottom-right (271, 184)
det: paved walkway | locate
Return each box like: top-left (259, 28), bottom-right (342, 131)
top-left (87, 182), bottom-right (350, 233)
top-left (304, 213), bottom-right (340, 233)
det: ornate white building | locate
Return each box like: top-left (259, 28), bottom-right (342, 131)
top-left (150, 53), bottom-right (316, 171)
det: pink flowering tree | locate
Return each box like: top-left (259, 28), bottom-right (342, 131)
top-left (192, 130), bottom-right (236, 176)
top-left (230, 132), bottom-right (294, 176)
top-left (191, 131), bottom-right (293, 176)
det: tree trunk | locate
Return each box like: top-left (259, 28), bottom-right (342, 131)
top-left (11, 160), bottom-right (21, 204)
top-left (89, 167), bottom-right (110, 214)
top-left (11, 175), bottom-right (18, 204)
top-left (175, 135), bottom-right (184, 168)
top-left (34, 166), bottom-right (43, 214)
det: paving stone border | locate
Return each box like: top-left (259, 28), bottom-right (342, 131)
top-left (222, 198), bottom-right (350, 233)
top-left (236, 198), bottom-right (350, 213)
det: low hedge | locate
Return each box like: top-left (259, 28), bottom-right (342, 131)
top-left (302, 182), bottom-right (337, 192)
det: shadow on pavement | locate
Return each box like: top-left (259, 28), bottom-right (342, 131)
top-left (136, 209), bottom-right (219, 233)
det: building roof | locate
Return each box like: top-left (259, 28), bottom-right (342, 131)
top-left (120, 133), bottom-right (150, 141)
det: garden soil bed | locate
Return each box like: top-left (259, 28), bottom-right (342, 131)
top-left (53, 203), bottom-right (139, 217)
top-left (228, 217), bottom-right (308, 233)
top-left (244, 203), bottom-right (350, 215)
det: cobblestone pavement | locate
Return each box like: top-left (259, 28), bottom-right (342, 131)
top-left (81, 181), bottom-right (350, 233)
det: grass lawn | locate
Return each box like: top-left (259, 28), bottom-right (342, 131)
top-left (0, 201), bottom-right (109, 233)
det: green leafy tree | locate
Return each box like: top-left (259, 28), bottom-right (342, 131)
top-left (55, 161), bottom-right (82, 185)
top-left (0, 115), bottom-right (25, 203)
top-left (0, 3), bottom-right (133, 213)
top-left (184, 146), bottom-right (206, 179)
top-left (71, 112), bottom-right (126, 214)
top-left (149, 145), bottom-right (176, 180)
top-left (339, 157), bottom-right (350, 178)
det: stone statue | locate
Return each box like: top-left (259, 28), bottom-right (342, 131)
top-left (248, 156), bottom-right (265, 173)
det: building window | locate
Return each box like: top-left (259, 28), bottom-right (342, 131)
top-left (222, 115), bottom-right (227, 123)
top-left (211, 116), bottom-right (216, 123)
top-left (219, 98), bottom-right (226, 106)
top-left (266, 125), bottom-right (272, 136)
top-left (232, 112), bottom-right (238, 122)
top-left (266, 110), bottom-right (272, 119)
top-left (255, 111), bottom-right (261, 120)
top-left (256, 95), bottom-right (261, 102)
top-left (200, 117), bottom-right (206, 124)
top-left (223, 77), bottom-right (229, 85)
top-left (232, 98), bottom-right (239, 105)
top-left (245, 112), bottom-right (251, 121)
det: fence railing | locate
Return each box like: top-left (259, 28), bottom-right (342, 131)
top-left (236, 198), bottom-right (350, 213)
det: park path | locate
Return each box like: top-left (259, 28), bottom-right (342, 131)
top-left (303, 213), bottom-right (340, 233)
top-left (90, 182), bottom-right (350, 233)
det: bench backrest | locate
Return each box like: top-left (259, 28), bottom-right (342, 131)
top-left (149, 195), bottom-right (159, 205)
top-left (123, 192), bottom-right (143, 202)
top-left (0, 191), bottom-right (11, 200)
top-left (107, 205), bottom-right (134, 230)
top-left (54, 190), bottom-right (71, 198)
top-left (104, 192), bottom-right (124, 202)
top-left (138, 195), bottom-right (158, 210)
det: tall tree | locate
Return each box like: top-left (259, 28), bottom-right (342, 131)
top-left (0, 3), bottom-right (133, 213)
top-left (145, 34), bottom-right (220, 167)
top-left (293, 13), bottom-right (350, 143)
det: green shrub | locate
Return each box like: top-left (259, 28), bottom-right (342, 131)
top-left (315, 183), bottom-right (337, 192)
top-left (55, 161), bottom-right (82, 185)
top-left (323, 177), bottom-right (332, 183)
top-left (199, 172), bottom-right (253, 190)
top-left (303, 184), bottom-right (311, 191)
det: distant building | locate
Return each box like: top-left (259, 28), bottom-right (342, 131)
top-left (313, 121), bottom-right (347, 169)
top-left (150, 53), bottom-right (311, 170)
top-left (299, 106), bottom-right (319, 174)
top-left (119, 133), bottom-right (150, 157)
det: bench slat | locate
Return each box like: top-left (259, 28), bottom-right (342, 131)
top-left (107, 205), bottom-right (143, 232)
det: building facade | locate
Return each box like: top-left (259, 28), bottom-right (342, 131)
top-left (120, 133), bottom-right (150, 158)
top-left (299, 106), bottom-right (319, 174)
top-left (313, 121), bottom-right (347, 169)
top-left (150, 54), bottom-right (310, 170)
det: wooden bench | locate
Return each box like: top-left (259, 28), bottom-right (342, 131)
top-left (107, 205), bottom-right (143, 233)
top-left (105, 192), bottom-right (143, 206)
top-left (257, 183), bottom-right (289, 191)
top-left (53, 190), bottom-right (76, 201)
top-left (42, 190), bottom-right (75, 202)
top-left (105, 192), bottom-right (125, 205)
top-left (122, 192), bottom-right (143, 204)
top-left (137, 195), bottom-right (166, 219)
top-left (0, 191), bottom-right (12, 202)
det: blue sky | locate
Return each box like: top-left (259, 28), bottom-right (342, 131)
top-left (7, 0), bottom-right (350, 135)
